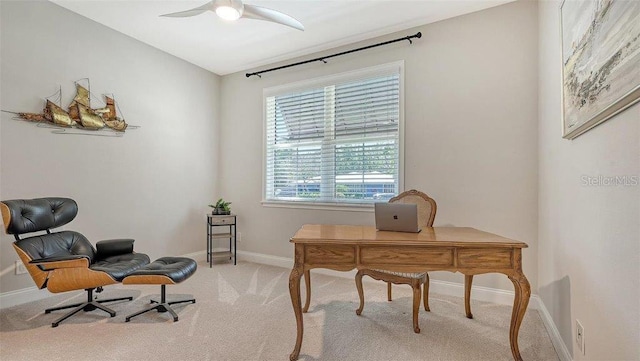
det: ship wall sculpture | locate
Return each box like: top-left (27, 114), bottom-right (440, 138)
top-left (3, 80), bottom-right (131, 135)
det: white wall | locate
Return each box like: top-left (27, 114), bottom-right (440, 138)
top-left (538, 1), bottom-right (640, 360)
top-left (219, 1), bottom-right (539, 293)
top-left (2, 1), bottom-right (637, 357)
top-left (0, 1), bottom-right (220, 293)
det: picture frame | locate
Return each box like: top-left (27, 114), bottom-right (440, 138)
top-left (560, 0), bottom-right (640, 139)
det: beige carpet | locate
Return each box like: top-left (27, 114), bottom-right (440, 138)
top-left (0, 261), bottom-right (558, 361)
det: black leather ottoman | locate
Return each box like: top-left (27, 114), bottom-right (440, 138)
top-left (123, 257), bottom-right (197, 322)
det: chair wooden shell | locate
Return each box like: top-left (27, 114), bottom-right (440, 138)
top-left (355, 189), bottom-right (453, 334)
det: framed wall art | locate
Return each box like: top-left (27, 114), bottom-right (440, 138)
top-left (560, 0), bottom-right (640, 139)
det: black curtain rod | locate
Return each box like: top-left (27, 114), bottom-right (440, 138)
top-left (246, 32), bottom-right (422, 78)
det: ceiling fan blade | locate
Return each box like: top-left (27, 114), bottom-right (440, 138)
top-left (242, 4), bottom-right (304, 31)
top-left (160, 1), bottom-right (214, 18)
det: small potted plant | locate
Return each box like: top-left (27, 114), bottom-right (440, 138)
top-left (209, 198), bottom-right (231, 215)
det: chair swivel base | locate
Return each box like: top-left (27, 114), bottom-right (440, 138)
top-left (45, 288), bottom-right (133, 327)
top-left (125, 284), bottom-right (195, 322)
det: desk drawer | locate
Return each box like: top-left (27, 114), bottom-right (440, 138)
top-left (457, 248), bottom-right (513, 268)
top-left (360, 247), bottom-right (454, 266)
top-left (209, 216), bottom-right (235, 225)
top-left (305, 245), bottom-right (355, 264)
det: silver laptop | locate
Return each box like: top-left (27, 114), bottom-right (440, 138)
top-left (374, 203), bottom-right (421, 233)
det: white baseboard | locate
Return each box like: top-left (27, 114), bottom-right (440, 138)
top-left (536, 296), bottom-right (572, 361)
top-left (183, 250), bottom-right (208, 263)
top-left (237, 249), bottom-right (292, 268)
top-left (0, 248), bottom-right (572, 361)
top-left (0, 286), bottom-right (54, 309)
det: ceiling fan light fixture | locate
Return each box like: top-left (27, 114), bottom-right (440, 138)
top-left (213, 0), bottom-right (243, 21)
top-left (161, 0), bottom-right (304, 31)
top-left (215, 6), bottom-right (241, 21)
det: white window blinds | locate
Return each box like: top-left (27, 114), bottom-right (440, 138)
top-left (264, 63), bottom-right (402, 205)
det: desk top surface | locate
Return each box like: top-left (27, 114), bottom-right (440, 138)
top-left (290, 224), bottom-right (527, 248)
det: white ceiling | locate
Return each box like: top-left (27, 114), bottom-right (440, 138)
top-left (51, 0), bottom-right (515, 76)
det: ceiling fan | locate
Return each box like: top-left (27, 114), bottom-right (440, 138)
top-left (161, 0), bottom-right (304, 31)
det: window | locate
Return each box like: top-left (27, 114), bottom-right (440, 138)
top-left (263, 62), bottom-right (403, 207)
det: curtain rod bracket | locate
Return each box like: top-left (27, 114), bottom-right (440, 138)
top-left (246, 31), bottom-right (422, 78)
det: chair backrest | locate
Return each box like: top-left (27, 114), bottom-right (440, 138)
top-left (1, 198), bottom-right (96, 289)
top-left (389, 190), bottom-right (437, 228)
top-left (1, 198), bottom-right (77, 235)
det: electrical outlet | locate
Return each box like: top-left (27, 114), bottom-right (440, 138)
top-left (237, 232), bottom-right (242, 242)
top-left (576, 319), bottom-right (585, 355)
top-left (15, 260), bottom-right (28, 275)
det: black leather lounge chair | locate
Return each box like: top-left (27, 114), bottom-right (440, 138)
top-left (0, 197), bottom-right (150, 327)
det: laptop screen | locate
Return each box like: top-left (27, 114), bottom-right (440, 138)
top-left (374, 203), bottom-right (421, 233)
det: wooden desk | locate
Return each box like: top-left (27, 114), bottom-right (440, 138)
top-left (288, 224), bottom-right (530, 361)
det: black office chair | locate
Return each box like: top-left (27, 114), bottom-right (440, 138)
top-left (1, 197), bottom-right (150, 327)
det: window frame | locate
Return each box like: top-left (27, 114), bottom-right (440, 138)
top-left (262, 61), bottom-right (405, 211)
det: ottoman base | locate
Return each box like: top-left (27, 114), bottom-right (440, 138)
top-left (125, 284), bottom-right (195, 322)
top-left (122, 257), bottom-right (197, 323)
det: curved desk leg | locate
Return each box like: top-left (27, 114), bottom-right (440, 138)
top-left (412, 278), bottom-right (421, 334)
top-left (289, 263), bottom-right (304, 361)
top-left (464, 274), bottom-right (474, 319)
top-left (423, 273), bottom-right (430, 312)
top-left (302, 270), bottom-right (311, 313)
top-left (507, 271), bottom-right (531, 361)
top-left (355, 269), bottom-right (365, 315)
